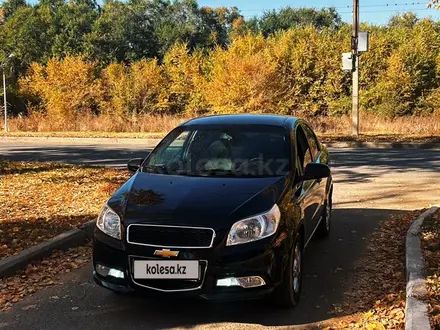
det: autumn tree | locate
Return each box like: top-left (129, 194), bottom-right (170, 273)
top-left (19, 56), bottom-right (100, 124)
top-left (429, 0), bottom-right (440, 8)
top-left (99, 59), bottom-right (169, 121)
top-left (163, 43), bottom-right (208, 114)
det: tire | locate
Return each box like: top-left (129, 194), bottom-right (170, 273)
top-left (270, 233), bottom-right (303, 308)
top-left (316, 190), bottom-right (332, 239)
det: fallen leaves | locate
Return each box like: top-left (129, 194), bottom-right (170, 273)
top-left (327, 210), bottom-right (424, 329)
top-left (420, 209), bottom-right (440, 329)
top-left (0, 160), bottom-right (130, 259)
top-left (0, 244), bottom-right (92, 312)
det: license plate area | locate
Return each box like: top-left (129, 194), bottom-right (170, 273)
top-left (133, 260), bottom-right (200, 280)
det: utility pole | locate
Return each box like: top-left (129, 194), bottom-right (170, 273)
top-left (2, 54), bottom-right (14, 132)
top-left (352, 0), bottom-right (360, 137)
top-left (2, 62), bottom-right (7, 132)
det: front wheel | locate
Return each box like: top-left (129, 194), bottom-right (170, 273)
top-left (270, 233), bottom-right (303, 308)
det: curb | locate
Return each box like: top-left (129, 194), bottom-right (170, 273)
top-left (0, 220), bottom-right (96, 278)
top-left (405, 206), bottom-right (439, 330)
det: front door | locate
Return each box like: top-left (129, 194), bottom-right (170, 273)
top-left (293, 126), bottom-right (322, 242)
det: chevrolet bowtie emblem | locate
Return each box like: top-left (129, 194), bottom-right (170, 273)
top-left (154, 249), bottom-right (179, 258)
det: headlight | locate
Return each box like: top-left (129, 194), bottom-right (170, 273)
top-left (96, 204), bottom-right (121, 240)
top-left (226, 204), bottom-right (281, 246)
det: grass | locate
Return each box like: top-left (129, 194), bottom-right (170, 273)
top-left (0, 160), bottom-right (130, 259)
top-left (2, 113), bottom-right (440, 142)
top-left (0, 131), bottom-right (165, 139)
top-left (4, 113), bottom-right (185, 134)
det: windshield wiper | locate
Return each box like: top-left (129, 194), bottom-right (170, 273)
top-left (195, 169), bottom-right (258, 177)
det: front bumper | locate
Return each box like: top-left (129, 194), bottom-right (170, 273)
top-left (92, 227), bottom-right (289, 301)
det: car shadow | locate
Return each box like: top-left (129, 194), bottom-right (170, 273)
top-left (102, 208), bottom-right (406, 328)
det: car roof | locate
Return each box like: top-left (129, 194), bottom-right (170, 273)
top-left (180, 114), bottom-right (299, 129)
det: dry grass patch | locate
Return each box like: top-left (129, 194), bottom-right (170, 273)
top-left (3, 113), bottom-right (440, 139)
top-left (5, 113), bottom-right (187, 133)
top-left (0, 160), bottom-right (130, 259)
top-left (0, 131), bottom-right (165, 139)
top-left (420, 209), bottom-right (440, 329)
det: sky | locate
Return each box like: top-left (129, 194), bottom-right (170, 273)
top-left (199, 0), bottom-right (440, 25)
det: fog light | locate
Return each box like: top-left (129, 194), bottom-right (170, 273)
top-left (96, 264), bottom-right (124, 279)
top-left (216, 276), bottom-right (265, 288)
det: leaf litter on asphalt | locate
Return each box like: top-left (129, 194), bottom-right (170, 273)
top-left (420, 209), bottom-right (440, 329)
top-left (322, 210), bottom-right (424, 330)
top-left (0, 244), bottom-right (92, 311)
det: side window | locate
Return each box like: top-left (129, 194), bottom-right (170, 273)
top-left (302, 124), bottom-right (320, 160)
top-left (295, 126), bottom-right (313, 173)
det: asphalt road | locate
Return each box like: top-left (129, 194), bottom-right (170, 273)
top-left (1, 142), bottom-right (440, 329)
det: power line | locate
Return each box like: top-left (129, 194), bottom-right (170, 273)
top-left (339, 7), bottom-right (433, 14)
top-left (242, 10), bottom-right (433, 18)
top-left (241, 6), bottom-right (435, 17)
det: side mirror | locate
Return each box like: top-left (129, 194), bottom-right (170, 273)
top-left (298, 163), bottom-right (330, 182)
top-left (127, 158), bottom-right (144, 172)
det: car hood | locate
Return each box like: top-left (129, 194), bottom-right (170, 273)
top-left (108, 172), bottom-right (287, 229)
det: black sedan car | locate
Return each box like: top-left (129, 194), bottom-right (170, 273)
top-left (93, 114), bottom-right (333, 307)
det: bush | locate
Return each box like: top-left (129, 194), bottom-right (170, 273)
top-left (99, 59), bottom-right (169, 119)
top-left (163, 43), bottom-right (209, 115)
top-left (19, 56), bottom-right (99, 125)
top-left (204, 33), bottom-right (278, 113)
top-left (17, 17), bottom-right (440, 123)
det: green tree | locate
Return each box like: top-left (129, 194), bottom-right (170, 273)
top-left (50, 0), bottom-right (99, 57)
top-left (0, 0), bottom-right (27, 20)
top-left (0, 6), bottom-right (52, 67)
top-left (389, 12), bottom-right (418, 29)
top-left (245, 7), bottom-right (343, 36)
top-left (85, 0), bottom-right (158, 64)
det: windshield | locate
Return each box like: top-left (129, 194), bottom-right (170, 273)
top-left (142, 125), bottom-right (290, 177)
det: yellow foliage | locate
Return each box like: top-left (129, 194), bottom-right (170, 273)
top-left (19, 56), bottom-right (99, 124)
top-left (18, 19), bottom-right (440, 121)
top-left (204, 33), bottom-right (278, 113)
top-left (163, 43), bottom-right (208, 115)
top-left (99, 59), bottom-right (168, 118)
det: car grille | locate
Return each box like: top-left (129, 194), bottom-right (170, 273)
top-left (129, 257), bottom-right (208, 292)
top-left (127, 224), bottom-right (215, 248)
